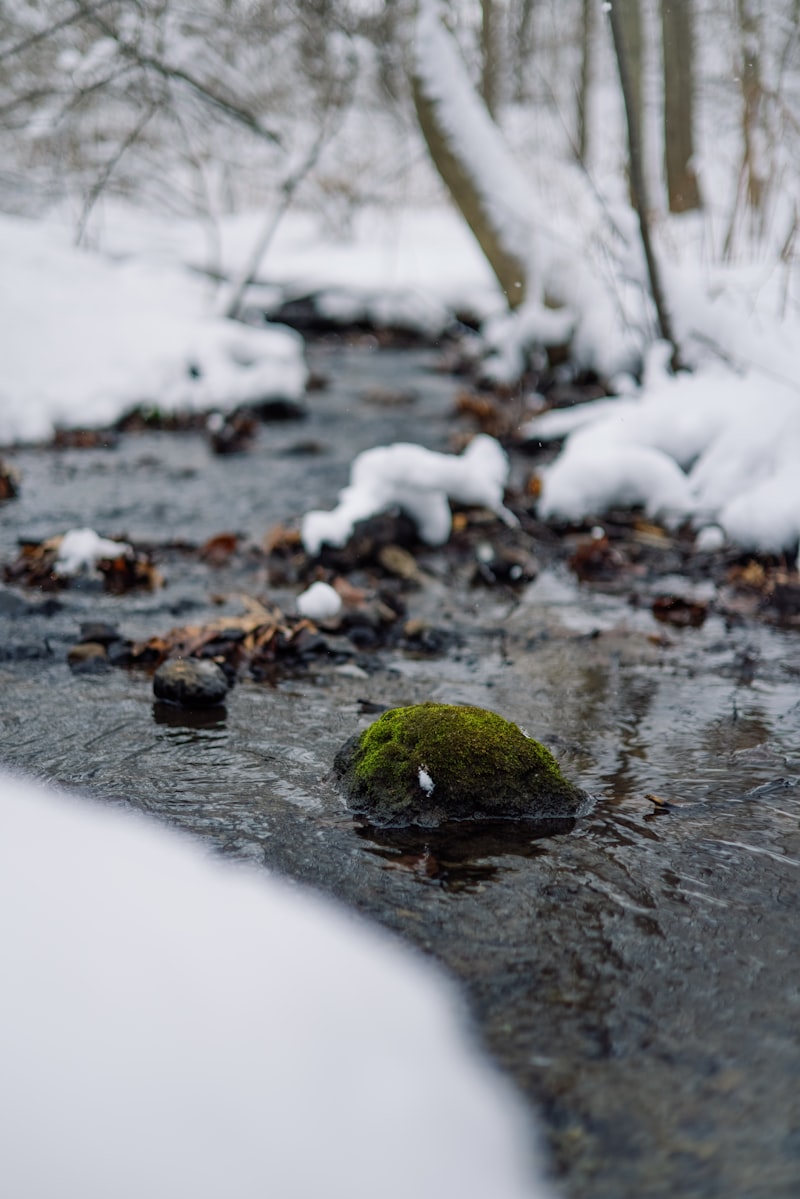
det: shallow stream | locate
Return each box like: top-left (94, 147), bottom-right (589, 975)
top-left (1, 343), bottom-right (799, 1198)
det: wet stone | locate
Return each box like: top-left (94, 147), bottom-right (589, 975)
top-left (78, 621), bottom-right (121, 646)
top-left (334, 702), bottom-right (587, 828)
top-left (67, 642), bottom-right (111, 674)
top-left (153, 657), bottom-right (230, 707)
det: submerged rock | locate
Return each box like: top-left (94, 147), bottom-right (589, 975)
top-left (153, 658), bottom-right (229, 708)
top-left (334, 702), bottom-right (587, 827)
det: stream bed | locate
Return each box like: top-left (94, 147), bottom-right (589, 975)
top-left (2, 342), bottom-right (799, 1198)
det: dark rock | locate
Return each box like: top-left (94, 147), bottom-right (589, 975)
top-left (250, 398), bottom-right (306, 422)
top-left (334, 702), bottom-right (588, 828)
top-left (67, 642), bottom-right (111, 674)
top-left (153, 658), bottom-right (230, 707)
top-left (79, 622), bottom-right (121, 646)
top-left (473, 543), bottom-right (539, 586)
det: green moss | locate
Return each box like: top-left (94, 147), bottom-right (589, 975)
top-left (334, 702), bottom-right (586, 827)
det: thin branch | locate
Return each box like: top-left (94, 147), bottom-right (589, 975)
top-left (0, 0), bottom-right (121, 65)
top-left (222, 128), bottom-right (330, 320)
top-left (75, 101), bottom-right (159, 244)
top-left (72, 1), bottom-right (283, 147)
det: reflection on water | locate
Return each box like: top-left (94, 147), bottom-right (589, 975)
top-left (152, 700), bottom-right (228, 732)
top-left (356, 817), bottom-right (572, 892)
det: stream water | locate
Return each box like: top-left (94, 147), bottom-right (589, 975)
top-left (1, 343), bottom-right (799, 1198)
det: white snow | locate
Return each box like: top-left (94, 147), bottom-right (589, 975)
top-left (296, 580), bottom-right (343, 621)
top-left (0, 767), bottom-right (553, 1199)
top-left (418, 765), bottom-right (436, 796)
top-left (0, 213), bottom-right (307, 444)
top-left (413, 0), bottom-right (641, 380)
top-left (530, 342), bottom-right (800, 555)
top-left (301, 435), bottom-right (517, 555)
top-left (55, 528), bottom-right (132, 575)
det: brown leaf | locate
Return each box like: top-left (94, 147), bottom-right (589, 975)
top-left (652, 595), bottom-right (708, 627)
top-left (200, 533), bottom-right (240, 566)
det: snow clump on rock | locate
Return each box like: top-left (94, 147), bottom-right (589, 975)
top-left (301, 434), bottom-right (517, 556)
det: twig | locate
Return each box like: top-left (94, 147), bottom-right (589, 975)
top-left (75, 100), bottom-right (159, 244)
top-left (222, 127), bottom-right (330, 320)
top-left (72, 1), bottom-right (283, 147)
top-left (0, 0), bottom-right (120, 64)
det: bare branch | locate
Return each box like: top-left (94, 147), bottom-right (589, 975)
top-left (71, 1), bottom-right (283, 147)
top-left (76, 101), bottom-right (159, 244)
top-left (0, 0), bottom-right (121, 65)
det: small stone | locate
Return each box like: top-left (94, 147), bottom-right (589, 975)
top-left (78, 621), bottom-right (121, 646)
top-left (378, 544), bottom-right (423, 581)
top-left (334, 702), bottom-right (587, 828)
top-left (67, 642), bottom-right (110, 674)
top-left (153, 658), bottom-right (230, 707)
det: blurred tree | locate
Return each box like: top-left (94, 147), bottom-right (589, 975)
top-left (607, 0), bottom-right (683, 366)
top-left (480, 0), bottom-right (500, 117)
top-left (661, 0), bottom-right (702, 212)
top-left (575, 0), bottom-right (593, 165)
top-left (617, 0), bottom-right (645, 203)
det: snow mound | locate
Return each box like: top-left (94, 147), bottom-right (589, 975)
top-left (301, 434), bottom-right (517, 555)
top-left (530, 350), bottom-right (800, 553)
top-left (0, 767), bottom-right (553, 1199)
top-left (0, 214), bottom-right (306, 444)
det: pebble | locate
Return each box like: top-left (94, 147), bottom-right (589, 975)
top-left (153, 658), bottom-right (230, 707)
top-left (67, 642), bottom-right (111, 674)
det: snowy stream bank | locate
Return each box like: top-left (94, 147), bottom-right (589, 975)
top-left (2, 343), bottom-right (800, 1199)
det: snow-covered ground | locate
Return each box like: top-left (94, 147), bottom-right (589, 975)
top-left (4, 0), bottom-right (800, 563)
top-left (0, 212), bottom-right (307, 444)
top-left (0, 767), bottom-right (553, 1199)
top-left (530, 338), bottom-right (800, 560)
top-left (5, 192), bottom-right (800, 560)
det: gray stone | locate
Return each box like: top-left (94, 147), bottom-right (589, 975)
top-left (153, 658), bottom-right (230, 707)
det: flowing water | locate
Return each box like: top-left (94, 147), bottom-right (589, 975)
top-left (1, 343), bottom-right (799, 1198)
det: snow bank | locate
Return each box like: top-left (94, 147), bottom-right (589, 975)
top-left (81, 201), bottom-right (503, 333)
top-left (0, 767), bottom-right (553, 1199)
top-left (0, 214), bottom-right (306, 444)
top-left (302, 435), bottom-right (517, 555)
top-left (530, 345), bottom-right (800, 555)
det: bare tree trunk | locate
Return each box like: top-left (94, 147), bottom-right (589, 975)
top-left (576, 0), bottom-right (594, 166)
top-left (618, 0), bottom-right (644, 205)
top-left (411, 72), bottom-right (526, 308)
top-left (480, 0), bottom-right (500, 119)
top-left (513, 0), bottom-right (536, 101)
top-left (737, 0), bottom-right (766, 215)
top-left (607, 0), bottom-right (683, 368)
top-left (661, 0), bottom-right (702, 213)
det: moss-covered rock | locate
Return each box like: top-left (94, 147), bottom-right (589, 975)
top-left (334, 702), bottom-right (587, 827)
